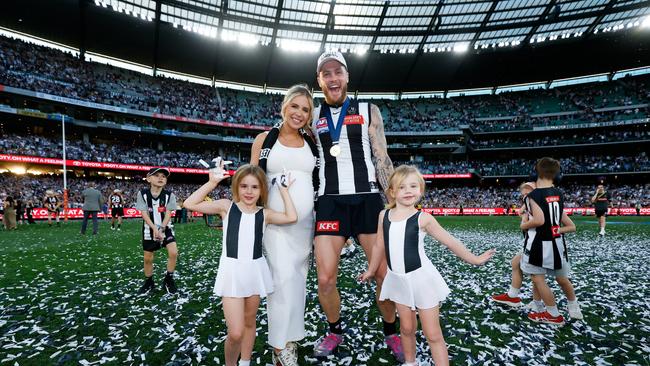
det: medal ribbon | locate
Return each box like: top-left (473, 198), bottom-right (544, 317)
top-left (322, 97), bottom-right (350, 148)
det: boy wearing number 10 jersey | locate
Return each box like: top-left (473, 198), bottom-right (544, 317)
top-left (519, 157), bottom-right (581, 325)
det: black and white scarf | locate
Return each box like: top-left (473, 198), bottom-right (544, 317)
top-left (258, 122), bottom-right (320, 201)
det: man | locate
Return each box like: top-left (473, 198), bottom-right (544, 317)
top-left (591, 184), bottom-right (611, 236)
top-left (81, 181), bottom-right (104, 235)
top-left (310, 51), bottom-right (403, 362)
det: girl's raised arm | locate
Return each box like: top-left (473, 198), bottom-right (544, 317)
top-left (184, 170), bottom-right (230, 216)
top-left (421, 212), bottom-right (495, 266)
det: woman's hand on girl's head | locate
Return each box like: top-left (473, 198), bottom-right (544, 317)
top-left (474, 248), bottom-right (496, 265)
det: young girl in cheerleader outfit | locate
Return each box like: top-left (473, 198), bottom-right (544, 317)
top-left (184, 160), bottom-right (297, 366)
top-left (360, 165), bottom-right (495, 366)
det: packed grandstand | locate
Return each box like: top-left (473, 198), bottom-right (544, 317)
top-left (0, 34), bottom-right (648, 217)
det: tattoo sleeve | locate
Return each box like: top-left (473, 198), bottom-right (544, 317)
top-left (368, 103), bottom-right (394, 192)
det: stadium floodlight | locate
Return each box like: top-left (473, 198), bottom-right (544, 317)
top-left (10, 166), bottom-right (27, 175)
top-left (642, 16), bottom-right (650, 28)
top-left (279, 39), bottom-right (320, 53)
top-left (237, 33), bottom-right (257, 46)
top-left (221, 30), bottom-right (237, 42)
top-left (353, 46), bottom-right (368, 55)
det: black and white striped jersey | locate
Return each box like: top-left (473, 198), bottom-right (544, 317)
top-left (45, 196), bottom-right (59, 209)
top-left (311, 98), bottom-right (378, 196)
top-left (523, 187), bottom-right (567, 270)
top-left (136, 188), bottom-right (176, 241)
top-left (222, 203), bottom-right (265, 260)
top-left (110, 194), bottom-right (124, 209)
top-left (383, 210), bottom-right (426, 274)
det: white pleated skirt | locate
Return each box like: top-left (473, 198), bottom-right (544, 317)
top-left (379, 261), bottom-right (450, 310)
top-left (213, 256), bottom-right (274, 298)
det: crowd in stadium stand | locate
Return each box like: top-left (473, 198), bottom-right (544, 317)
top-left (1, 35), bottom-right (648, 133)
top-left (0, 173), bottom-right (231, 210)
top-left (469, 129), bottom-right (650, 148)
top-left (420, 183), bottom-right (649, 209)
top-left (0, 133), bottom-right (244, 169)
top-left (2, 133), bottom-right (648, 176)
top-left (0, 174), bottom-right (647, 215)
top-left (394, 153), bottom-right (649, 176)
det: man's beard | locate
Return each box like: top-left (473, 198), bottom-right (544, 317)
top-left (323, 86), bottom-right (348, 107)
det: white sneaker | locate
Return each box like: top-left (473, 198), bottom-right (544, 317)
top-left (286, 341), bottom-right (297, 354)
top-left (568, 302), bottom-right (584, 320)
top-left (525, 300), bottom-right (545, 313)
top-left (110, 226), bottom-right (115, 231)
top-left (599, 229), bottom-right (605, 236)
top-left (272, 347), bottom-right (298, 366)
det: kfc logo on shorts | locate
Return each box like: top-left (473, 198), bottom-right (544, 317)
top-left (317, 220), bottom-right (339, 232)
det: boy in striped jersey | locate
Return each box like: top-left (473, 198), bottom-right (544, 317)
top-left (136, 167), bottom-right (178, 294)
top-left (519, 158), bottom-right (578, 325)
top-left (491, 182), bottom-right (583, 320)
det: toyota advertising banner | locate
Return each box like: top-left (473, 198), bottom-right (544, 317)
top-left (14, 207), bottom-right (648, 220)
top-left (0, 154), bottom-right (472, 179)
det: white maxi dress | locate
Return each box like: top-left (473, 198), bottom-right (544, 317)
top-left (264, 140), bottom-right (315, 349)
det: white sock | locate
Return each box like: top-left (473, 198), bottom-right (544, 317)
top-left (534, 300), bottom-right (544, 310)
top-left (404, 362), bottom-right (418, 366)
top-left (507, 286), bottom-right (520, 298)
top-left (238, 360), bottom-right (250, 366)
top-left (568, 298), bottom-right (579, 307)
top-left (546, 305), bottom-right (560, 317)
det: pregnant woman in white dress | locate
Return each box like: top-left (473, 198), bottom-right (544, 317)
top-left (251, 84), bottom-right (319, 366)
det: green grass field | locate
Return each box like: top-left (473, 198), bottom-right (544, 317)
top-left (1, 216), bottom-right (649, 365)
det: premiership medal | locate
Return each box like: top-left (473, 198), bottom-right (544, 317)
top-left (329, 144), bottom-right (341, 157)
top-left (322, 98), bottom-right (350, 159)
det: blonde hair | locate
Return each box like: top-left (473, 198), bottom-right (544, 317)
top-left (387, 165), bottom-right (425, 209)
top-left (231, 164), bottom-right (268, 207)
top-left (280, 84), bottom-right (314, 128)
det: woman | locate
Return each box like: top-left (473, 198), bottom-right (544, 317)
top-left (3, 195), bottom-right (17, 230)
top-left (250, 84), bottom-right (319, 366)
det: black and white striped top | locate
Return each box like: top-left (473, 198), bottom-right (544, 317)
top-left (223, 203), bottom-right (265, 260)
top-left (383, 210), bottom-right (426, 274)
top-left (136, 188), bottom-right (176, 241)
top-left (523, 187), bottom-right (567, 270)
top-left (311, 99), bottom-right (378, 196)
top-left (110, 194), bottom-right (124, 209)
top-left (45, 196), bottom-right (59, 209)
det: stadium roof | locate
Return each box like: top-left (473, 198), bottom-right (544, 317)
top-left (2, 0), bottom-right (650, 91)
top-left (143, 0), bottom-right (650, 52)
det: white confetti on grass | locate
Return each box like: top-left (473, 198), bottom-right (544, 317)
top-left (1, 217), bottom-right (649, 364)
